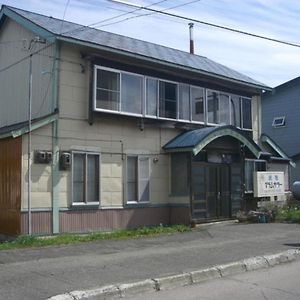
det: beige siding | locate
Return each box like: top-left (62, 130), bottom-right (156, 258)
top-left (21, 124), bottom-right (53, 209)
top-left (0, 18), bottom-right (55, 128)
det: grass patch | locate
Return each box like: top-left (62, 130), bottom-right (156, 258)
top-left (0, 224), bottom-right (190, 251)
top-left (276, 206), bottom-right (300, 223)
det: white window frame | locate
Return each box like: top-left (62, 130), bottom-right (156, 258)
top-left (71, 151), bottom-right (101, 206)
top-left (93, 64), bottom-right (252, 131)
top-left (125, 155), bottom-right (151, 204)
top-left (272, 116), bottom-right (285, 128)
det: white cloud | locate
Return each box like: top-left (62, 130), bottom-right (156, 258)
top-left (1, 0), bottom-right (299, 87)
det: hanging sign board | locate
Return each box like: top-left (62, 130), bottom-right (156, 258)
top-left (253, 171), bottom-right (285, 197)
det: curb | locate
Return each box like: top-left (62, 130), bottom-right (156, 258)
top-left (47, 249), bottom-right (300, 300)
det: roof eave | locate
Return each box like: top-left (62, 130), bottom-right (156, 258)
top-left (57, 36), bottom-right (271, 92)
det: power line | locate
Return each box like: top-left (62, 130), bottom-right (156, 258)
top-left (97, 0), bottom-right (200, 28)
top-left (59, 0), bottom-right (169, 36)
top-left (0, 42), bottom-right (54, 74)
top-left (110, 0), bottom-right (300, 48)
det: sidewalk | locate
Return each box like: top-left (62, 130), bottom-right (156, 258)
top-left (1, 223), bottom-right (300, 299)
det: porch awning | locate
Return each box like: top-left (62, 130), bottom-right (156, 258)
top-left (163, 125), bottom-right (263, 158)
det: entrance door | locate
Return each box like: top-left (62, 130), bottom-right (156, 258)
top-left (191, 163), bottom-right (231, 220)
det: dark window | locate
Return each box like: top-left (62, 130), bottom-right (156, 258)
top-left (207, 90), bottom-right (219, 124)
top-left (242, 98), bottom-right (252, 129)
top-left (191, 87), bottom-right (204, 122)
top-left (171, 153), bottom-right (189, 195)
top-left (230, 95), bottom-right (241, 127)
top-left (159, 81), bottom-right (177, 119)
top-left (272, 116), bottom-right (285, 127)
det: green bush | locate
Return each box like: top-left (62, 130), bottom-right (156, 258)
top-left (276, 206), bottom-right (300, 223)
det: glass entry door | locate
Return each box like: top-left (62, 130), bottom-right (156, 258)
top-left (191, 163), bottom-right (231, 220)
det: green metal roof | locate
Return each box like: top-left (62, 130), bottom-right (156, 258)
top-left (163, 125), bottom-right (263, 158)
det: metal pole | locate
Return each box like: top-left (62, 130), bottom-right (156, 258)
top-left (28, 54), bottom-right (33, 235)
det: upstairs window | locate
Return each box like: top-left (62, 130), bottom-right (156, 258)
top-left (191, 86), bottom-right (204, 122)
top-left (230, 95), bottom-right (241, 128)
top-left (159, 81), bottom-right (177, 119)
top-left (93, 65), bottom-right (253, 131)
top-left (207, 90), bottom-right (219, 124)
top-left (179, 84), bottom-right (190, 121)
top-left (242, 97), bottom-right (252, 130)
top-left (95, 69), bottom-right (120, 111)
top-left (272, 116), bottom-right (285, 128)
top-left (121, 73), bottom-right (143, 114)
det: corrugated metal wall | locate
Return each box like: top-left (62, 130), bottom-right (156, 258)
top-left (0, 18), bottom-right (55, 128)
top-left (0, 137), bottom-right (22, 235)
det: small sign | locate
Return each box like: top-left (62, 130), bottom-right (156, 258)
top-left (253, 171), bottom-right (285, 197)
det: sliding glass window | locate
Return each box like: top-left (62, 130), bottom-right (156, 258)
top-left (146, 78), bottom-right (158, 116)
top-left (230, 95), bottom-right (241, 128)
top-left (207, 90), bottom-right (219, 124)
top-left (159, 81), bottom-right (177, 119)
top-left (219, 93), bottom-right (230, 125)
top-left (242, 97), bottom-right (252, 129)
top-left (121, 73), bottom-right (143, 114)
top-left (179, 84), bottom-right (190, 121)
top-left (191, 86), bottom-right (204, 122)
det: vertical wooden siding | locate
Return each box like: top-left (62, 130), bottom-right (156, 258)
top-left (0, 137), bottom-right (22, 235)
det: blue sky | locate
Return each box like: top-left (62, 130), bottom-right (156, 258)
top-left (1, 0), bottom-right (300, 87)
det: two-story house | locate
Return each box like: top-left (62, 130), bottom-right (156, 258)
top-left (0, 5), bottom-right (289, 236)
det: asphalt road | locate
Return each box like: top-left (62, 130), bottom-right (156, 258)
top-left (128, 259), bottom-right (300, 300)
top-left (0, 223), bottom-right (300, 299)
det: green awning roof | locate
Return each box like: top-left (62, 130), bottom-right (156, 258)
top-left (163, 125), bottom-right (263, 158)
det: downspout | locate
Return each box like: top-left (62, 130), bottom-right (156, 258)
top-left (52, 41), bottom-right (60, 234)
top-left (27, 54), bottom-right (33, 235)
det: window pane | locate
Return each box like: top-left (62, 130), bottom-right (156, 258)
top-left (171, 153), bottom-right (188, 195)
top-left (96, 89), bottom-right (119, 110)
top-left (242, 98), bottom-right (252, 129)
top-left (230, 95), bottom-right (241, 127)
top-left (139, 157), bottom-right (150, 202)
top-left (96, 69), bottom-right (120, 111)
top-left (121, 73), bottom-right (143, 114)
top-left (73, 153), bottom-right (85, 203)
top-left (191, 87), bottom-right (204, 122)
top-left (207, 90), bottom-right (219, 124)
top-left (179, 84), bottom-right (190, 120)
top-left (127, 157), bottom-right (137, 202)
top-left (159, 81), bottom-right (177, 119)
top-left (146, 78), bottom-right (158, 116)
top-left (219, 93), bottom-right (230, 124)
top-left (87, 155), bottom-right (99, 203)
top-left (245, 160), bottom-right (254, 192)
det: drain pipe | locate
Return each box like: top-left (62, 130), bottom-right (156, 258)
top-left (27, 54), bottom-right (33, 235)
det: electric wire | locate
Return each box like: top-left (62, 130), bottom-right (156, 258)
top-left (97, 0), bottom-right (201, 28)
top-left (110, 0), bottom-right (300, 48)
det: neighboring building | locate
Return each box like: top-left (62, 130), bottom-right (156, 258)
top-left (0, 5), bottom-right (288, 236)
top-left (262, 77), bottom-right (299, 185)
